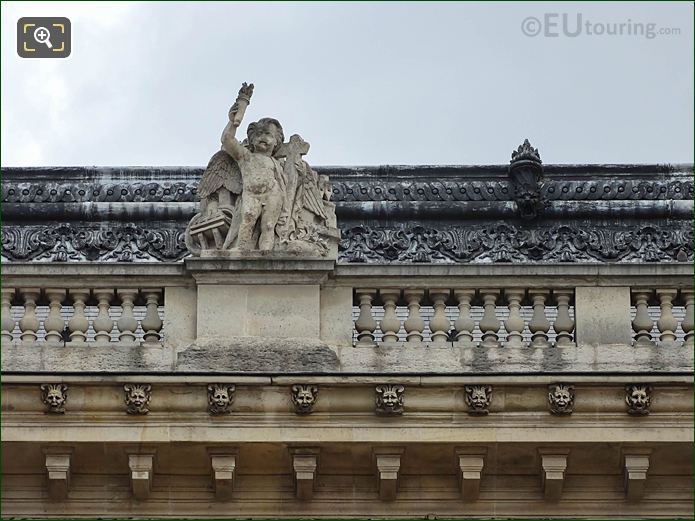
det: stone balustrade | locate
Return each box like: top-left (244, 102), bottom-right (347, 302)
top-left (353, 288), bottom-right (576, 348)
top-left (0, 263), bottom-right (692, 376)
top-left (1, 287), bottom-right (163, 346)
top-left (631, 288), bottom-right (693, 347)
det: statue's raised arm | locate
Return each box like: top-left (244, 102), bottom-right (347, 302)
top-left (221, 83), bottom-right (254, 161)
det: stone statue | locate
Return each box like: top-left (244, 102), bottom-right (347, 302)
top-left (185, 83), bottom-right (339, 257)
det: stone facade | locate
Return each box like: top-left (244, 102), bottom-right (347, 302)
top-left (1, 115), bottom-right (693, 517)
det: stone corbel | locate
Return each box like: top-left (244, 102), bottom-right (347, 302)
top-left (538, 448), bottom-right (569, 501)
top-left (290, 447), bottom-right (319, 500)
top-left (126, 449), bottom-right (156, 500)
top-left (208, 448), bottom-right (238, 500)
top-left (43, 447), bottom-right (73, 500)
top-left (373, 447), bottom-right (405, 501)
top-left (622, 448), bottom-right (651, 501)
top-left (455, 448), bottom-right (487, 501)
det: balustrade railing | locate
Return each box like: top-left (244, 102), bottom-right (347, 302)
top-left (1, 279), bottom-right (691, 351)
top-left (352, 288), bottom-right (576, 348)
top-left (1, 288), bottom-right (164, 346)
top-left (630, 289), bottom-right (692, 347)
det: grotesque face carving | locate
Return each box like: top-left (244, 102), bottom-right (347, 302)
top-left (207, 384), bottom-right (235, 415)
top-left (375, 384), bottom-right (404, 415)
top-left (626, 384), bottom-right (652, 415)
top-left (291, 385), bottom-right (319, 415)
top-left (465, 385), bottom-right (492, 415)
top-left (41, 384), bottom-right (67, 414)
top-left (548, 384), bottom-right (575, 415)
top-left (124, 384), bottom-right (151, 415)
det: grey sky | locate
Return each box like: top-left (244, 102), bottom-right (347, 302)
top-left (2, 1), bottom-right (692, 167)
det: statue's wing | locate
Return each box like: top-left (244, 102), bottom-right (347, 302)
top-left (303, 178), bottom-right (327, 221)
top-left (198, 150), bottom-right (243, 199)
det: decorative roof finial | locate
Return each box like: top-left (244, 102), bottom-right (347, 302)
top-left (510, 138), bottom-right (542, 165)
top-left (508, 139), bottom-right (545, 220)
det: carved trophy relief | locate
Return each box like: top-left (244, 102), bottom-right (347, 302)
top-left (185, 83), bottom-right (339, 257)
top-left (626, 384), bottom-right (652, 415)
top-left (375, 384), bottom-right (404, 416)
top-left (465, 385), bottom-right (492, 416)
top-left (291, 384), bottom-right (319, 415)
top-left (41, 383), bottom-right (68, 414)
top-left (124, 384), bottom-right (152, 415)
top-left (207, 384), bottom-right (236, 415)
top-left (548, 383), bottom-right (575, 415)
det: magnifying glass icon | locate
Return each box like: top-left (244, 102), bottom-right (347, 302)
top-left (33, 26), bottom-right (53, 49)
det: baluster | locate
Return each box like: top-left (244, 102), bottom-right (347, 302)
top-left (529, 290), bottom-right (551, 348)
top-left (429, 289), bottom-right (451, 345)
top-left (68, 290), bottom-right (90, 344)
top-left (93, 290), bottom-right (115, 344)
top-left (354, 289), bottom-right (377, 347)
top-left (1, 288), bottom-right (16, 345)
top-left (117, 289), bottom-right (139, 344)
top-left (681, 290), bottom-right (693, 348)
top-left (379, 290), bottom-right (401, 344)
top-left (656, 289), bottom-right (678, 343)
top-left (553, 291), bottom-right (575, 347)
top-left (403, 290), bottom-right (425, 345)
top-left (44, 289), bottom-right (66, 344)
top-left (141, 290), bottom-right (163, 344)
top-left (631, 289), bottom-right (654, 346)
top-left (18, 288), bottom-right (40, 343)
top-left (503, 290), bottom-right (525, 348)
top-left (479, 289), bottom-right (500, 348)
top-left (453, 290), bottom-right (475, 348)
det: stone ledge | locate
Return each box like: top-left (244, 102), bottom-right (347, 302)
top-left (2, 342), bottom-right (691, 375)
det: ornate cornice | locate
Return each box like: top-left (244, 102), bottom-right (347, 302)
top-left (3, 165), bottom-right (692, 203)
top-left (2, 164), bottom-right (692, 264)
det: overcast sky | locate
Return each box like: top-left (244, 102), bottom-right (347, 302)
top-left (2, 1), bottom-right (692, 167)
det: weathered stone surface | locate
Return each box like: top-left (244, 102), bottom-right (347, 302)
top-left (1, 344), bottom-right (176, 373)
top-left (176, 337), bottom-right (340, 373)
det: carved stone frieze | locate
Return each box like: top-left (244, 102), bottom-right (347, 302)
top-left (625, 384), bottom-right (652, 415)
top-left (3, 221), bottom-right (690, 264)
top-left (41, 383), bottom-right (68, 414)
top-left (291, 384), bottom-right (319, 415)
top-left (124, 384), bottom-right (152, 415)
top-left (465, 385), bottom-right (492, 415)
top-left (207, 384), bottom-right (235, 415)
top-left (1, 224), bottom-right (187, 262)
top-left (375, 384), bottom-right (404, 416)
top-left (548, 384), bottom-right (575, 415)
top-left (338, 224), bottom-right (693, 264)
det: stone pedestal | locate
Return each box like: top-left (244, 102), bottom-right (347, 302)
top-left (575, 287), bottom-right (632, 346)
top-left (185, 254), bottom-right (337, 342)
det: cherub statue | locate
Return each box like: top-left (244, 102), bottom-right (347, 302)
top-left (185, 83), bottom-right (339, 257)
